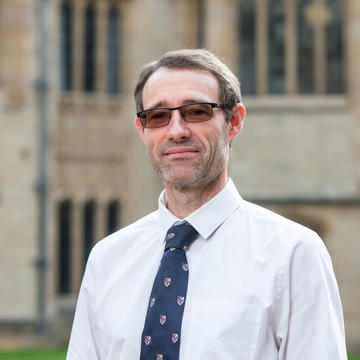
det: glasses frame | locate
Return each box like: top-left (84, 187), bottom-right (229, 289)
top-left (136, 102), bottom-right (228, 129)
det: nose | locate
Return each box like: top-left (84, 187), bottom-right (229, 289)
top-left (166, 109), bottom-right (191, 142)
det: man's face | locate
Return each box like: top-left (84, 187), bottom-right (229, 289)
top-left (136, 67), bottom-right (241, 190)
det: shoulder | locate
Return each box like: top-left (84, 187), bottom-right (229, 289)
top-left (89, 210), bottom-right (159, 263)
top-left (236, 200), bottom-right (335, 292)
top-left (239, 200), bottom-right (313, 233)
top-left (235, 200), bottom-right (327, 259)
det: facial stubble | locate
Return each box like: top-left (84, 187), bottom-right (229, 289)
top-left (146, 126), bottom-right (230, 191)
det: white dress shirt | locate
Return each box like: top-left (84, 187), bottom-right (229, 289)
top-left (67, 179), bottom-right (347, 360)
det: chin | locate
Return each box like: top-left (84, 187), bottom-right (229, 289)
top-left (165, 176), bottom-right (196, 188)
top-left (162, 170), bottom-right (200, 188)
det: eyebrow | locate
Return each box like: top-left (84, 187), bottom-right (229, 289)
top-left (145, 99), bottom-right (210, 110)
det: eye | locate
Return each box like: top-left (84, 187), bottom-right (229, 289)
top-left (148, 110), bottom-right (169, 120)
top-left (185, 104), bottom-right (212, 119)
top-left (190, 108), bottom-right (207, 115)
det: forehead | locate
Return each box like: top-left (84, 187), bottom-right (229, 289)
top-left (142, 67), bottom-right (221, 108)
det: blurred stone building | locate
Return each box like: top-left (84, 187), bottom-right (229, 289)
top-left (0, 0), bottom-right (359, 351)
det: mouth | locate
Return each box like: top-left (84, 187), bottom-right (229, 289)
top-left (163, 147), bottom-right (199, 159)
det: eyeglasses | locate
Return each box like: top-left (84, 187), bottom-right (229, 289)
top-left (137, 102), bottom-right (228, 129)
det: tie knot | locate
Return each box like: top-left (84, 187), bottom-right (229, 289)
top-left (165, 222), bottom-right (198, 251)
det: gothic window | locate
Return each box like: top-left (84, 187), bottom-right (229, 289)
top-left (268, 0), bottom-right (285, 94)
top-left (326, 0), bottom-right (345, 93)
top-left (297, 0), bottom-right (315, 93)
top-left (106, 4), bottom-right (120, 94)
top-left (83, 200), bottom-right (96, 268)
top-left (238, 0), bottom-right (256, 95)
top-left (57, 200), bottom-right (72, 295)
top-left (60, 0), bottom-right (72, 91)
top-left (107, 200), bottom-right (120, 235)
top-left (84, 2), bottom-right (96, 92)
top-left (237, 0), bottom-right (345, 96)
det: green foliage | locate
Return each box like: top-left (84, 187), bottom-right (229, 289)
top-left (0, 350), bottom-right (357, 360)
top-left (0, 349), bottom-right (66, 360)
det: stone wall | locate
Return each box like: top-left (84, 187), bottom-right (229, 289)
top-left (0, 0), bottom-right (37, 320)
top-left (0, 0), bottom-right (359, 351)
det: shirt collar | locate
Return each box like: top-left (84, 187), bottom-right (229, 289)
top-left (158, 178), bottom-right (243, 242)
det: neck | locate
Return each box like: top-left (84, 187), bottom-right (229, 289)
top-left (164, 172), bottom-right (228, 219)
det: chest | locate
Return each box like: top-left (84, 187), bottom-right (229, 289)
top-left (94, 234), bottom-right (280, 359)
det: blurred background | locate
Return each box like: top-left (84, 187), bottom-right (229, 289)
top-left (0, 0), bottom-right (359, 354)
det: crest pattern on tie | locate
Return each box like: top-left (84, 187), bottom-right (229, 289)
top-left (140, 222), bottom-right (199, 360)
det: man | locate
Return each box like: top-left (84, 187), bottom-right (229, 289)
top-left (67, 49), bottom-right (347, 359)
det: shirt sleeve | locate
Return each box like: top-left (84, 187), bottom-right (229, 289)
top-left (277, 231), bottom-right (347, 359)
top-left (66, 250), bottom-right (101, 360)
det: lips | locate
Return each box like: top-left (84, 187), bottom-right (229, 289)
top-left (164, 147), bottom-right (199, 158)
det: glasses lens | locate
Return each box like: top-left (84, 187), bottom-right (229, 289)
top-left (182, 103), bottom-right (213, 123)
top-left (142, 109), bottom-right (171, 128)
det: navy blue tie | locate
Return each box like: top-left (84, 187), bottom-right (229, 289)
top-left (140, 222), bottom-right (199, 360)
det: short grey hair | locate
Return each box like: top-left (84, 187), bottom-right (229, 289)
top-left (134, 49), bottom-right (242, 122)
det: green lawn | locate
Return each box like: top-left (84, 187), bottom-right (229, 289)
top-left (0, 350), bottom-right (358, 359)
top-left (0, 349), bottom-right (66, 360)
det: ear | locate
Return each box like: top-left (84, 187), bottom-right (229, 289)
top-left (135, 117), bottom-right (147, 144)
top-left (228, 103), bottom-right (246, 142)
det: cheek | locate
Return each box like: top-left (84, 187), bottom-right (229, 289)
top-left (202, 136), bottom-right (221, 160)
top-left (144, 132), bottom-right (162, 151)
top-left (205, 127), bottom-right (228, 153)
